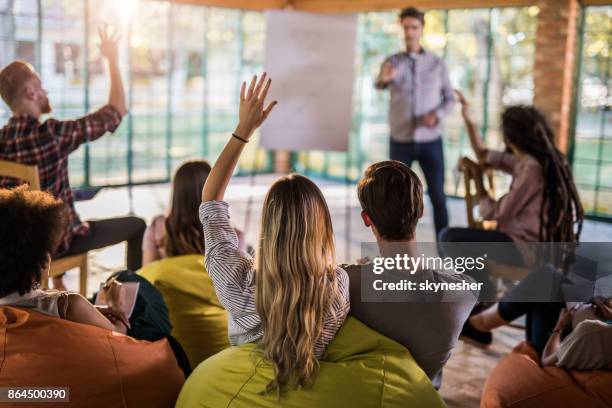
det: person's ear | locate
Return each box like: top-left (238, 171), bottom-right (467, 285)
top-left (361, 210), bottom-right (373, 227)
top-left (23, 84), bottom-right (37, 102)
top-left (41, 253), bottom-right (51, 282)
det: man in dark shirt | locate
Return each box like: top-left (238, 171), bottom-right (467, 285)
top-left (0, 27), bottom-right (145, 289)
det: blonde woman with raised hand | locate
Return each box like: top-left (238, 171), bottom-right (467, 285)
top-left (199, 73), bottom-right (350, 394)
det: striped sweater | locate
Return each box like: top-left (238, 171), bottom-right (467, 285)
top-left (199, 200), bottom-right (350, 358)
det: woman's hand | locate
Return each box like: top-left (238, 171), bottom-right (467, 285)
top-left (455, 89), bottom-right (471, 120)
top-left (554, 307), bottom-right (573, 332)
top-left (95, 305), bottom-right (131, 332)
top-left (101, 277), bottom-right (125, 311)
top-left (593, 297), bottom-right (612, 320)
top-left (455, 89), bottom-right (487, 163)
top-left (202, 73), bottom-right (277, 203)
top-left (234, 73), bottom-right (278, 141)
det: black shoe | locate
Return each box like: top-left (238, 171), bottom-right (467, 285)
top-left (460, 319), bottom-right (492, 348)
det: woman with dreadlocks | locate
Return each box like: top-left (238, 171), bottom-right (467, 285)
top-left (440, 91), bottom-right (583, 244)
top-left (441, 90), bottom-right (584, 352)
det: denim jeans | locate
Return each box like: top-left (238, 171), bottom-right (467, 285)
top-left (498, 300), bottom-right (565, 355)
top-left (390, 138), bottom-right (448, 235)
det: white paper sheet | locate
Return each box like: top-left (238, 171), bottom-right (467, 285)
top-left (261, 10), bottom-right (357, 152)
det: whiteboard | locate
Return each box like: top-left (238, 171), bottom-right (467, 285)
top-left (261, 10), bottom-right (357, 152)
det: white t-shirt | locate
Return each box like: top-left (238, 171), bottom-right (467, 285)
top-left (556, 319), bottom-right (612, 370)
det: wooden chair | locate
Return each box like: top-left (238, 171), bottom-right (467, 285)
top-left (0, 160), bottom-right (89, 295)
top-left (460, 157), bottom-right (498, 230)
top-left (0, 160), bottom-right (41, 191)
top-left (459, 157), bottom-right (529, 321)
top-left (44, 255), bottom-right (89, 295)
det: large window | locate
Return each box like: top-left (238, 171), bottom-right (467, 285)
top-left (572, 6), bottom-right (611, 220)
top-left (1, 0), bottom-right (41, 115)
top-left (293, 7), bottom-right (538, 197)
top-left (0, 0), bottom-right (271, 188)
top-left (0, 2), bottom-right (609, 220)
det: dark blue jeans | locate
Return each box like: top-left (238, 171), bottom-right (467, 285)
top-left (390, 138), bottom-right (448, 235)
top-left (498, 300), bottom-right (565, 355)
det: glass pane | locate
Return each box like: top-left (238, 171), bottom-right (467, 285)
top-left (42, 0), bottom-right (86, 186)
top-left (87, 0), bottom-right (129, 185)
top-left (169, 4), bottom-right (207, 171)
top-left (129, 1), bottom-right (170, 183)
top-left (572, 5), bottom-right (611, 219)
top-left (295, 7), bottom-right (536, 199)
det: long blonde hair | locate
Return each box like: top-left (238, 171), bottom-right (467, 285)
top-left (255, 174), bottom-right (338, 394)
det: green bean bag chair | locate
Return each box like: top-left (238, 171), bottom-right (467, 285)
top-left (176, 316), bottom-right (446, 408)
top-left (139, 255), bottom-right (229, 368)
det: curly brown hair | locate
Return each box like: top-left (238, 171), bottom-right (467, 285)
top-left (0, 186), bottom-right (67, 297)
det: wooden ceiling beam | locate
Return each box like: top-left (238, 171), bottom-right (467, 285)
top-left (168, 0), bottom-right (610, 11)
top-left (581, 0), bottom-right (612, 5)
top-left (289, 0), bottom-right (534, 12)
top-left (168, 0), bottom-right (285, 11)
top-left (167, 0), bottom-right (534, 11)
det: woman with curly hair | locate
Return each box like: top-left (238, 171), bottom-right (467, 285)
top-left (0, 186), bottom-right (130, 332)
top-left (0, 186), bottom-right (191, 374)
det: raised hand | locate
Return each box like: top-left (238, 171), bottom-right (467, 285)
top-left (456, 89), bottom-right (488, 162)
top-left (380, 61), bottom-right (395, 83)
top-left (99, 25), bottom-right (120, 63)
top-left (455, 89), bottom-right (471, 119)
top-left (234, 73), bottom-right (278, 141)
top-left (202, 73), bottom-right (278, 203)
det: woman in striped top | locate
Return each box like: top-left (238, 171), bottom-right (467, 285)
top-left (199, 73), bottom-right (350, 394)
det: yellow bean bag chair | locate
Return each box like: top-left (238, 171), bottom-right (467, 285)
top-left (0, 306), bottom-right (184, 408)
top-left (176, 316), bottom-right (446, 408)
top-left (139, 254), bottom-right (229, 368)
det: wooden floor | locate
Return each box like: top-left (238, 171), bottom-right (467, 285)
top-left (61, 175), bottom-right (610, 406)
top-left (440, 326), bottom-right (523, 407)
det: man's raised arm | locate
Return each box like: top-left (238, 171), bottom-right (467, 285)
top-left (100, 25), bottom-right (127, 116)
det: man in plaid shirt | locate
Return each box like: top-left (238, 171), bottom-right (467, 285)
top-left (0, 27), bottom-right (145, 290)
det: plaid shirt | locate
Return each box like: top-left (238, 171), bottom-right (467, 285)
top-left (0, 105), bottom-right (122, 255)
